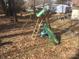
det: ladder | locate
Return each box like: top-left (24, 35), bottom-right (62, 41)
top-left (31, 18), bottom-right (43, 40)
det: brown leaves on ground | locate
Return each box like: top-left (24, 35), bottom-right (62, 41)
top-left (0, 18), bottom-right (79, 59)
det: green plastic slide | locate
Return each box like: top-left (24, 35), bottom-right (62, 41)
top-left (36, 5), bottom-right (49, 17)
top-left (41, 23), bottom-right (59, 44)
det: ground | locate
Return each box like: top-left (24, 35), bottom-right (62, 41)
top-left (0, 16), bottom-right (79, 59)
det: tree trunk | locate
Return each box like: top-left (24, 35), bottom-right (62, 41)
top-left (8, 0), bottom-right (18, 23)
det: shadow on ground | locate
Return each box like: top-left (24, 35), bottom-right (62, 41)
top-left (0, 30), bottom-right (32, 39)
top-left (70, 49), bottom-right (79, 59)
top-left (0, 21), bottom-right (33, 32)
top-left (0, 41), bottom-right (13, 46)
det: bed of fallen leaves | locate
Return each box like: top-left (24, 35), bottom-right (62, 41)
top-left (0, 16), bottom-right (79, 59)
